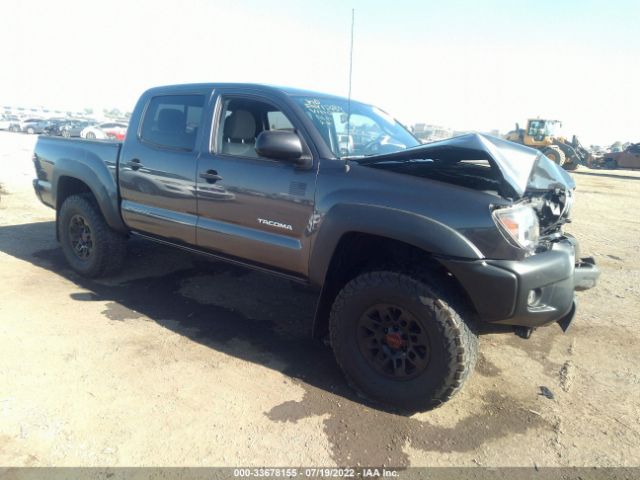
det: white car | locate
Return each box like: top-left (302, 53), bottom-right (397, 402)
top-left (0, 114), bottom-right (21, 130)
top-left (80, 122), bottom-right (128, 140)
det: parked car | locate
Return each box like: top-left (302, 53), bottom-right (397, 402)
top-left (41, 118), bottom-right (70, 136)
top-left (0, 114), bottom-right (21, 131)
top-left (21, 118), bottom-right (51, 134)
top-left (602, 143), bottom-right (640, 169)
top-left (16, 118), bottom-right (39, 133)
top-left (46, 120), bottom-right (96, 137)
top-left (32, 83), bottom-right (599, 412)
top-left (80, 122), bottom-right (128, 140)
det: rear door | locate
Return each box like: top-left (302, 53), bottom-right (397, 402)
top-left (119, 93), bottom-right (205, 244)
top-left (195, 89), bottom-right (317, 277)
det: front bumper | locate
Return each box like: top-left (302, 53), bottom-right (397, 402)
top-left (440, 236), bottom-right (600, 329)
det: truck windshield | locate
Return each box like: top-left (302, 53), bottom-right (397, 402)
top-left (294, 96), bottom-right (420, 158)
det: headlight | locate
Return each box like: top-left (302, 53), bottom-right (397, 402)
top-left (492, 204), bottom-right (540, 253)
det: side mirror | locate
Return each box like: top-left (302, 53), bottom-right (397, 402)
top-left (255, 130), bottom-right (308, 166)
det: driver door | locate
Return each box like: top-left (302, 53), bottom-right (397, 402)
top-left (195, 90), bottom-right (317, 277)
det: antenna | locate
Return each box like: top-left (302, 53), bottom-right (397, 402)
top-left (345, 8), bottom-right (355, 169)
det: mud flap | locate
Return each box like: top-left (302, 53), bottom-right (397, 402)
top-left (557, 300), bottom-right (577, 333)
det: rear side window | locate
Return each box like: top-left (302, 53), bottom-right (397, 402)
top-left (141, 94), bottom-right (204, 151)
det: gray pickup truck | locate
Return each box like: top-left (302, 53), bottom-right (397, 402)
top-left (32, 83), bottom-right (599, 411)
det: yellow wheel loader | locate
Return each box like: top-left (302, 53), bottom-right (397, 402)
top-left (505, 119), bottom-right (591, 171)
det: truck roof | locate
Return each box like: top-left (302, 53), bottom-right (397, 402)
top-left (143, 83), bottom-right (349, 102)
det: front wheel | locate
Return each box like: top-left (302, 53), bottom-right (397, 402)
top-left (58, 194), bottom-right (127, 277)
top-left (329, 270), bottom-right (478, 412)
top-left (85, 131), bottom-right (96, 139)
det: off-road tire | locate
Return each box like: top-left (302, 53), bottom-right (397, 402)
top-left (58, 194), bottom-right (126, 278)
top-left (563, 161), bottom-right (578, 171)
top-left (542, 145), bottom-right (566, 167)
top-left (329, 270), bottom-right (478, 412)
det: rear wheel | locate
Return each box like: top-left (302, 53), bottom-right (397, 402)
top-left (563, 161), bottom-right (578, 171)
top-left (329, 270), bottom-right (478, 412)
top-left (542, 146), bottom-right (566, 167)
top-left (58, 194), bottom-right (127, 277)
top-left (26, 127), bottom-right (35, 134)
top-left (62, 129), bottom-right (70, 138)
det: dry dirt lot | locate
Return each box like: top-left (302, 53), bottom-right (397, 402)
top-left (0, 131), bottom-right (639, 468)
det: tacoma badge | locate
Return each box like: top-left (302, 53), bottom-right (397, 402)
top-left (258, 218), bottom-right (293, 231)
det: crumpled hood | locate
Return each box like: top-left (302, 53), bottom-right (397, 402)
top-left (358, 133), bottom-right (575, 199)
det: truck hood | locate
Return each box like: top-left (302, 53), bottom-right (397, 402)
top-left (356, 133), bottom-right (575, 200)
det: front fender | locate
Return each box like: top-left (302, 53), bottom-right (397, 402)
top-left (308, 203), bottom-right (484, 287)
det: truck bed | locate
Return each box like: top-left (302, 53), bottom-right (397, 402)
top-left (33, 136), bottom-right (122, 210)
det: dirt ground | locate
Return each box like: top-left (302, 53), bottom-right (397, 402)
top-left (0, 131), bottom-right (639, 468)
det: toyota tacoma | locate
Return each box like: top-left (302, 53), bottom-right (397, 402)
top-left (32, 83), bottom-right (600, 411)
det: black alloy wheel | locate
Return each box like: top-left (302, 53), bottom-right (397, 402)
top-left (58, 194), bottom-right (127, 277)
top-left (329, 270), bottom-right (478, 411)
top-left (357, 303), bottom-right (430, 380)
top-left (68, 214), bottom-right (93, 260)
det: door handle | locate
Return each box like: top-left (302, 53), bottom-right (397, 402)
top-left (200, 170), bottom-right (222, 183)
top-left (127, 158), bottom-right (143, 170)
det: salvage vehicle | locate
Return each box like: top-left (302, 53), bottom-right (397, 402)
top-left (0, 114), bottom-right (21, 131)
top-left (504, 118), bottom-right (592, 171)
top-left (32, 83), bottom-right (600, 411)
top-left (601, 143), bottom-right (640, 169)
top-left (80, 122), bottom-right (128, 140)
top-left (65, 120), bottom-right (98, 138)
top-left (18, 117), bottom-right (46, 134)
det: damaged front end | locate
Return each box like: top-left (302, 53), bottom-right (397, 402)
top-left (356, 133), bottom-right (599, 334)
top-left (357, 133), bottom-right (580, 242)
top-left (523, 152), bottom-right (576, 240)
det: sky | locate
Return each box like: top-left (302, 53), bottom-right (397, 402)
top-left (2, 0), bottom-right (638, 146)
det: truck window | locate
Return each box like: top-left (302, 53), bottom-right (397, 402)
top-left (528, 120), bottom-right (544, 137)
top-left (267, 111), bottom-right (294, 131)
top-left (216, 97), bottom-right (296, 158)
top-left (141, 94), bottom-right (204, 151)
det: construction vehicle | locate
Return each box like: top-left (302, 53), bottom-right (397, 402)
top-left (505, 119), bottom-right (592, 171)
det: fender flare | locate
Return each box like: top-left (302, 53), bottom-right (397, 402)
top-left (52, 149), bottom-right (127, 234)
top-left (308, 203), bottom-right (484, 287)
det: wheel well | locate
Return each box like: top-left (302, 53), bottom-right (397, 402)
top-left (56, 176), bottom-right (93, 211)
top-left (312, 232), bottom-right (476, 339)
top-left (55, 177), bottom-right (94, 240)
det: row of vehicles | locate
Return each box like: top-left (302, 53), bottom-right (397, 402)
top-left (0, 114), bottom-right (127, 140)
top-left (597, 143), bottom-right (640, 169)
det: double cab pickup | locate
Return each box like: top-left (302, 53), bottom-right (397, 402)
top-left (33, 83), bottom-right (599, 411)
